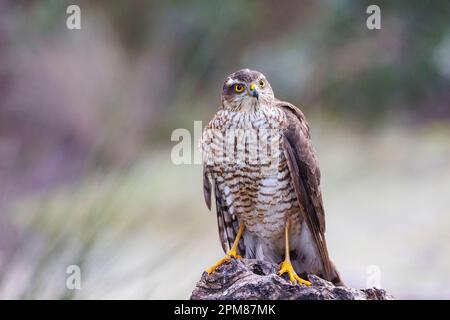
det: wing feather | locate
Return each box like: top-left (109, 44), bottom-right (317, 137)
top-left (276, 101), bottom-right (333, 280)
top-left (203, 164), bottom-right (245, 255)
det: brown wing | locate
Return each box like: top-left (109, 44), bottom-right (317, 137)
top-left (275, 101), bottom-right (334, 280)
top-left (203, 164), bottom-right (245, 255)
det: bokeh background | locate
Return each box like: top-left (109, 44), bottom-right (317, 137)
top-left (0, 0), bottom-right (449, 299)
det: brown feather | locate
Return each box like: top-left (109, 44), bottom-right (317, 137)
top-left (203, 164), bottom-right (245, 255)
top-left (275, 100), bottom-right (337, 283)
top-left (203, 164), bottom-right (212, 211)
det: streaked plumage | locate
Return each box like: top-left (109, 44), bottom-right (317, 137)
top-left (202, 69), bottom-right (342, 285)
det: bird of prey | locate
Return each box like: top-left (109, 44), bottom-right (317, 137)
top-left (201, 69), bottom-right (343, 286)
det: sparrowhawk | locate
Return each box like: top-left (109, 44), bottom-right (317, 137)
top-left (201, 69), bottom-right (343, 286)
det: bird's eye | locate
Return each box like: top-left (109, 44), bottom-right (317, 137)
top-left (259, 80), bottom-right (266, 88)
top-left (234, 84), bottom-right (244, 93)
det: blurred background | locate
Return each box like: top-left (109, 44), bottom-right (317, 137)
top-left (0, 0), bottom-right (449, 299)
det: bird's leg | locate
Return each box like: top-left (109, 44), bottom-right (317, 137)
top-left (279, 220), bottom-right (311, 286)
top-left (206, 223), bottom-right (245, 274)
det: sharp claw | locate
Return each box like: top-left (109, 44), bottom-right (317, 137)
top-left (205, 250), bottom-right (241, 275)
top-left (278, 260), bottom-right (311, 286)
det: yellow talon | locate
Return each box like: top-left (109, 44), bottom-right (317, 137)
top-left (228, 249), bottom-right (242, 260)
top-left (206, 224), bottom-right (245, 275)
top-left (278, 259), bottom-right (311, 286)
top-left (206, 249), bottom-right (241, 274)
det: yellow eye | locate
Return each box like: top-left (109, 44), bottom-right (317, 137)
top-left (234, 84), bottom-right (244, 93)
top-left (259, 80), bottom-right (266, 88)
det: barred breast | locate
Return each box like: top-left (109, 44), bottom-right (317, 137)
top-left (202, 106), bottom-right (303, 251)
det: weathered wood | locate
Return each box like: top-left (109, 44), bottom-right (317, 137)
top-left (191, 258), bottom-right (393, 300)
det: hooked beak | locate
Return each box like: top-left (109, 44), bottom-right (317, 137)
top-left (249, 83), bottom-right (259, 100)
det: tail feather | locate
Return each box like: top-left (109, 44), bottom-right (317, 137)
top-left (328, 260), bottom-right (345, 286)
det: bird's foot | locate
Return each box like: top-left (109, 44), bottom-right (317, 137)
top-left (205, 249), bottom-right (241, 275)
top-left (278, 260), bottom-right (311, 286)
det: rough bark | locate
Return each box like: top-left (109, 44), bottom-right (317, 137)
top-left (191, 258), bottom-right (393, 300)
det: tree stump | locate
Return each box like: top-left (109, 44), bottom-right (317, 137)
top-left (191, 258), bottom-right (393, 300)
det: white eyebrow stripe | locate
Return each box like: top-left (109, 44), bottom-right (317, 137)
top-left (226, 78), bottom-right (234, 86)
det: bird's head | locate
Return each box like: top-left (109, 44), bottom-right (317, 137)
top-left (221, 69), bottom-right (274, 112)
